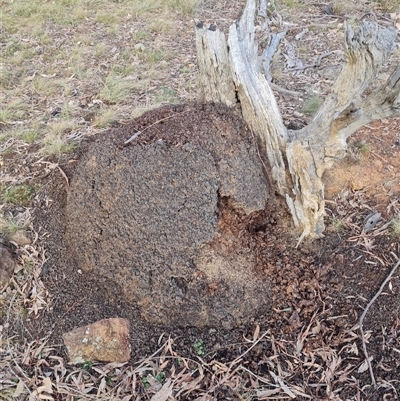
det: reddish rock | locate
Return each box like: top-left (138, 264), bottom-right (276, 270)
top-left (63, 318), bottom-right (130, 364)
top-left (0, 245), bottom-right (15, 288)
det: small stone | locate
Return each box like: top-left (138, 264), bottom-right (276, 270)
top-left (7, 230), bottom-right (31, 246)
top-left (63, 318), bottom-right (130, 364)
top-left (0, 245), bottom-right (15, 288)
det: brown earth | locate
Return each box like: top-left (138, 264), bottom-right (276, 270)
top-left (54, 103), bottom-right (272, 329)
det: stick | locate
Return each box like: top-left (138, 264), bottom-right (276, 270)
top-left (122, 110), bottom-right (189, 146)
top-left (359, 257), bottom-right (400, 388)
top-left (123, 131), bottom-right (142, 145)
top-left (289, 50), bottom-right (338, 72)
top-left (270, 82), bottom-right (301, 98)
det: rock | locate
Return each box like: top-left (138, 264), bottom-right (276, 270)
top-left (7, 230), bottom-right (31, 246)
top-left (62, 318), bottom-right (130, 364)
top-left (64, 103), bottom-right (271, 328)
top-left (0, 245), bottom-right (15, 288)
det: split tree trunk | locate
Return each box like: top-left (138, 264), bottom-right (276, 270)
top-left (196, 0), bottom-right (400, 243)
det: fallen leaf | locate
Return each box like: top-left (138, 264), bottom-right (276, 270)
top-left (13, 380), bottom-right (26, 398)
top-left (150, 379), bottom-right (174, 401)
top-left (358, 357), bottom-right (373, 373)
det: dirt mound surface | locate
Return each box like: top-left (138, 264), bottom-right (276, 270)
top-left (63, 103), bottom-right (271, 328)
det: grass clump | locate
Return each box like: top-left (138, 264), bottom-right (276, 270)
top-left (92, 108), bottom-right (118, 128)
top-left (354, 140), bottom-right (371, 155)
top-left (22, 130), bottom-right (42, 144)
top-left (0, 99), bottom-right (28, 124)
top-left (47, 120), bottom-right (77, 136)
top-left (42, 134), bottom-right (77, 155)
top-left (149, 19), bottom-right (172, 33)
top-left (42, 120), bottom-right (78, 154)
top-left (281, 0), bottom-right (300, 8)
top-left (99, 75), bottom-right (138, 104)
top-left (374, 0), bottom-right (400, 12)
top-left (95, 13), bottom-right (119, 26)
top-left (112, 64), bottom-right (134, 76)
top-left (1, 184), bottom-right (36, 206)
top-left (0, 215), bottom-right (27, 235)
top-left (164, 0), bottom-right (201, 14)
top-left (132, 29), bottom-right (148, 41)
top-left (31, 76), bottom-right (60, 96)
top-left (330, 217), bottom-right (345, 232)
top-left (156, 86), bottom-right (178, 103)
top-left (300, 95), bottom-right (323, 116)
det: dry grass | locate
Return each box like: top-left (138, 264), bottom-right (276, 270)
top-left (0, 0), bottom-right (200, 158)
top-left (0, 215), bottom-right (27, 236)
top-left (391, 215), bottom-right (400, 236)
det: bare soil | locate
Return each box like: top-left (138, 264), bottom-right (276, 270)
top-left (25, 104), bottom-right (400, 400)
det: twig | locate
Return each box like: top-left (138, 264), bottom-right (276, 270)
top-left (209, 330), bottom-right (269, 392)
top-left (289, 50), bottom-right (338, 72)
top-left (370, 151), bottom-right (389, 164)
top-left (123, 131), bottom-right (142, 145)
top-left (231, 330), bottom-right (269, 366)
top-left (36, 161), bottom-right (69, 186)
top-left (122, 110), bottom-right (188, 146)
top-left (261, 30), bottom-right (287, 82)
top-left (270, 82), bottom-right (301, 98)
top-left (56, 164), bottom-right (69, 186)
top-left (359, 257), bottom-right (400, 388)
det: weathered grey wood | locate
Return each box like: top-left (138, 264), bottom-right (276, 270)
top-left (195, 22), bottom-right (236, 107)
top-left (261, 31), bottom-right (287, 82)
top-left (286, 20), bottom-right (399, 241)
top-left (227, 0), bottom-right (289, 191)
top-left (196, 0), bottom-right (399, 242)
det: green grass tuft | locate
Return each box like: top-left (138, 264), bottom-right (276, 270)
top-left (0, 99), bottom-right (28, 124)
top-left (0, 216), bottom-right (28, 235)
top-left (42, 134), bottom-right (77, 155)
top-left (1, 184), bottom-right (37, 206)
top-left (164, 0), bottom-right (201, 14)
top-left (22, 130), bottom-right (42, 144)
top-left (330, 217), bottom-right (345, 232)
top-left (92, 108), bottom-right (118, 128)
top-left (355, 140), bottom-right (371, 155)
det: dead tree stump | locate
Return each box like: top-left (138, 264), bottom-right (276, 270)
top-left (196, 0), bottom-right (400, 242)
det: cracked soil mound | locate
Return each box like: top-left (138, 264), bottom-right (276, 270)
top-left (64, 103), bottom-right (272, 328)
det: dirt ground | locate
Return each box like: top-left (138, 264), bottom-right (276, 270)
top-left (21, 104), bottom-right (400, 400)
top-left (1, 0), bottom-right (400, 400)
top-left (2, 119), bottom-right (400, 400)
